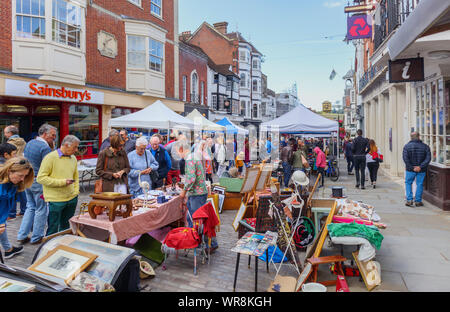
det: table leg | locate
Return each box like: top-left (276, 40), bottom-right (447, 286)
top-left (248, 255), bottom-right (251, 268)
top-left (255, 256), bottom-right (258, 292)
top-left (233, 253), bottom-right (241, 292)
top-left (266, 249), bottom-right (269, 273)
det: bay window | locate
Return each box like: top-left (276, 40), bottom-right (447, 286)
top-left (52, 0), bottom-right (82, 48)
top-left (16, 0), bottom-right (46, 39)
top-left (149, 39), bottom-right (163, 72)
top-left (127, 36), bottom-right (146, 68)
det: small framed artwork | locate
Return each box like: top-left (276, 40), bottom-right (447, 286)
top-left (232, 202), bottom-right (248, 232)
top-left (28, 245), bottom-right (98, 285)
top-left (218, 194), bottom-right (225, 214)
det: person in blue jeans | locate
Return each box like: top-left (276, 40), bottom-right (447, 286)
top-left (17, 124), bottom-right (56, 245)
top-left (402, 132), bottom-right (431, 207)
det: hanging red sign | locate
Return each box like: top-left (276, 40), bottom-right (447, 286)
top-left (347, 15), bottom-right (372, 40)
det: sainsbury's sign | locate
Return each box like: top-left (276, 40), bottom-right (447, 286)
top-left (5, 79), bottom-right (104, 104)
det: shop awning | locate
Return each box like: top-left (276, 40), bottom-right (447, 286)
top-left (186, 109), bottom-right (226, 131)
top-left (387, 0), bottom-right (450, 61)
top-left (108, 100), bottom-right (195, 130)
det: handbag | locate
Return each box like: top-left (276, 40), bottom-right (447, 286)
top-left (94, 154), bottom-right (108, 194)
top-left (145, 151), bottom-right (159, 183)
top-left (301, 154), bottom-right (309, 168)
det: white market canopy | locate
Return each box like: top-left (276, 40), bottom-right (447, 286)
top-left (186, 109), bottom-right (226, 131)
top-left (108, 100), bottom-right (195, 130)
top-left (261, 104), bottom-right (339, 134)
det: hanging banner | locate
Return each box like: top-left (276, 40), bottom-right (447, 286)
top-left (388, 57), bottom-right (425, 83)
top-left (347, 14), bottom-right (372, 40)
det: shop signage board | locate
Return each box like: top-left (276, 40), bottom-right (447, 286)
top-left (388, 57), bottom-right (425, 83)
top-left (347, 14), bottom-right (372, 40)
top-left (344, 4), bottom-right (375, 13)
top-left (5, 79), bottom-right (104, 104)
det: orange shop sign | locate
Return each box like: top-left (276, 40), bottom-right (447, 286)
top-left (5, 79), bottom-right (104, 104)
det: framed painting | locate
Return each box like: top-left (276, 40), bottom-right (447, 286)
top-left (255, 164), bottom-right (273, 192)
top-left (28, 245), bottom-right (98, 285)
top-left (212, 185), bottom-right (226, 196)
top-left (240, 167), bottom-right (261, 194)
top-left (232, 202), bottom-right (248, 232)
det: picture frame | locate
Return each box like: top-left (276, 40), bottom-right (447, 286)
top-left (255, 164), bottom-right (273, 192)
top-left (232, 202), bottom-right (248, 232)
top-left (240, 167), bottom-right (261, 194)
top-left (212, 185), bottom-right (226, 196)
top-left (206, 197), bottom-right (221, 228)
top-left (28, 245), bottom-right (98, 285)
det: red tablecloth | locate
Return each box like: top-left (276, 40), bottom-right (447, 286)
top-left (69, 196), bottom-right (184, 244)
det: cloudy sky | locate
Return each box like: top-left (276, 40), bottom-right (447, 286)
top-left (179, 0), bottom-right (354, 111)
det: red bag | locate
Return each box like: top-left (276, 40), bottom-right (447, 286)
top-left (163, 227), bottom-right (201, 250)
top-left (336, 275), bottom-right (350, 292)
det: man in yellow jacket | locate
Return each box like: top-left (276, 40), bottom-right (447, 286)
top-left (37, 135), bottom-right (80, 236)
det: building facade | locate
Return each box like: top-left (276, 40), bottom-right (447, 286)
top-left (0, 0), bottom-right (181, 158)
top-left (351, 0), bottom-right (450, 210)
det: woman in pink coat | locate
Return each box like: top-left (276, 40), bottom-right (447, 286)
top-left (314, 146), bottom-right (326, 188)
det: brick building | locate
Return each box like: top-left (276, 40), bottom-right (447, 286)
top-left (178, 40), bottom-right (209, 116)
top-left (0, 0), bottom-right (181, 159)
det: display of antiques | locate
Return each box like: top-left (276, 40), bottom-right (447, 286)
top-left (87, 192), bottom-right (133, 221)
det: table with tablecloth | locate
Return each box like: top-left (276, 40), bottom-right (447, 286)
top-left (69, 195), bottom-right (185, 244)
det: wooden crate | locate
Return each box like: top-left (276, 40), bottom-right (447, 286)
top-left (222, 192), bottom-right (244, 211)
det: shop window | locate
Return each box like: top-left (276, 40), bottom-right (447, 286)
top-left (16, 0), bottom-right (46, 39)
top-left (35, 105), bottom-right (60, 114)
top-left (52, 0), bottom-right (82, 48)
top-left (69, 105), bottom-right (99, 157)
top-left (0, 104), bottom-right (28, 113)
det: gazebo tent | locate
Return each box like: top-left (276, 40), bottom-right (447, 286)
top-left (108, 100), bottom-right (195, 130)
top-left (216, 117), bottom-right (249, 135)
top-left (186, 109), bottom-right (226, 131)
top-left (261, 104), bottom-right (338, 134)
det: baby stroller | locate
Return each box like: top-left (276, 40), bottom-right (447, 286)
top-left (162, 202), bottom-right (219, 275)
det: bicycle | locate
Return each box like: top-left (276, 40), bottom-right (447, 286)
top-left (325, 158), bottom-right (340, 182)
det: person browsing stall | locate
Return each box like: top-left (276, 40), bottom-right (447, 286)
top-left (149, 135), bottom-right (171, 189)
top-left (127, 137), bottom-right (159, 199)
top-left (37, 135), bottom-right (80, 236)
top-left (96, 134), bottom-right (131, 194)
top-left (0, 157), bottom-right (34, 259)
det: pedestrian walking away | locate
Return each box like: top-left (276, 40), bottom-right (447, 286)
top-left (344, 138), bottom-right (354, 175)
top-left (352, 129), bottom-right (370, 189)
top-left (366, 139), bottom-right (383, 189)
top-left (403, 132), bottom-right (431, 207)
top-left (0, 157), bottom-right (34, 259)
top-left (37, 135), bottom-right (80, 236)
top-left (17, 124), bottom-right (56, 245)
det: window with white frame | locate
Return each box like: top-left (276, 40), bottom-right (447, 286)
top-left (52, 0), bottom-right (82, 48)
top-left (182, 76), bottom-right (187, 102)
top-left (252, 79), bottom-right (258, 92)
top-left (191, 71), bottom-right (198, 103)
top-left (149, 39), bottom-right (163, 72)
top-left (240, 100), bottom-right (246, 116)
top-left (200, 81), bottom-right (204, 105)
top-left (253, 59), bottom-right (258, 70)
top-left (239, 50), bottom-right (246, 61)
top-left (415, 78), bottom-right (450, 165)
top-left (16, 0), bottom-right (46, 39)
top-left (151, 0), bottom-right (162, 17)
top-left (127, 36), bottom-right (146, 68)
top-left (240, 73), bottom-right (246, 87)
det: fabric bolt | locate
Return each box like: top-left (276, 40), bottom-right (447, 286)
top-left (47, 196), bottom-right (78, 236)
top-left (327, 222), bottom-right (384, 250)
top-left (330, 236), bottom-right (376, 262)
top-left (127, 150), bottom-right (159, 197)
top-left (405, 171), bottom-right (426, 202)
top-left (17, 180), bottom-right (48, 243)
top-left (37, 150), bottom-right (79, 202)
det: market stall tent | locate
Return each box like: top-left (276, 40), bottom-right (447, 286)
top-left (216, 117), bottom-right (249, 135)
top-left (108, 100), bottom-right (195, 130)
top-left (261, 104), bottom-right (338, 134)
top-left (186, 109), bottom-right (226, 131)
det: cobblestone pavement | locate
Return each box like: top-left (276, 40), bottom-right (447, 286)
top-left (2, 158), bottom-right (450, 292)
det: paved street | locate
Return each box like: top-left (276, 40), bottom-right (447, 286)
top-left (2, 158), bottom-right (450, 292)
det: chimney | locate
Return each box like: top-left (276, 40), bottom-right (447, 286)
top-left (213, 22), bottom-right (228, 35)
top-left (180, 31), bottom-right (191, 42)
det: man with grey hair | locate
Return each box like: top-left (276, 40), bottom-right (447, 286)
top-left (100, 129), bottom-right (119, 152)
top-left (37, 134), bottom-right (80, 236)
top-left (150, 135), bottom-right (171, 189)
top-left (17, 124), bottom-right (57, 244)
top-left (403, 131), bottom-right (431, 207)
